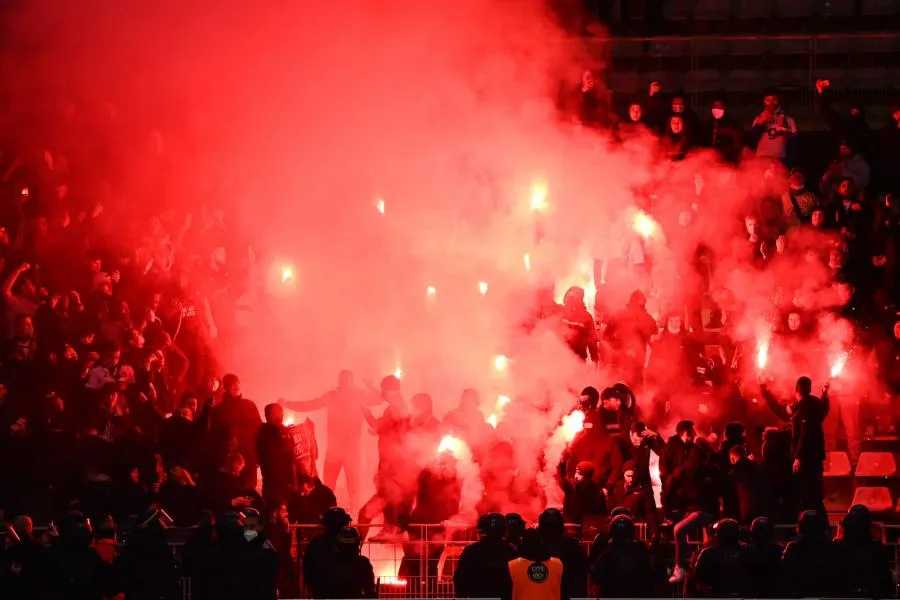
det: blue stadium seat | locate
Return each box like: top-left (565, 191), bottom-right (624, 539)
top-left (815, 0), bottom-right (856, 17)
top-left (695, 0), bottom-right (730, 19)
top-left (776, 0), bottom-right (814, 17)
top-left (861, 0), bottom-right (900, 15)
top-left (735, 0), bottom-right (775, 19)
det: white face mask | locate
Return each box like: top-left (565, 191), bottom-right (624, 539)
top-left (711, 108), bottom-right (725, 119)
top-left (243, 529), bottom-right (259, 541)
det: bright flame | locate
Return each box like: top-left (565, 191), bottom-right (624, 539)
top-left (756, 338), bottom-right (769, 370)
top-left (438, 434), bottom-right (464, 457)
top-left (393, 365), bottom-right (403, 379)
top-left (486, 414), bottom-right (498, 428)
top-left (831, 352), bottom-right (848, 378)
top-left (530, 182), bottom-right (548, 212)
top-left (562, 409), bottom-right (586, 443)
top-left (280, 266), bottom-right (294, 283)
top-left (284, 415), bottom-right (295, 426)
top-left (478, 281), bottom-right (488, 295)
top-left (523, 253), bottom-right (531, 271)
top-left (381, 577), bottom-right (408, 587)
top-left (494, 355), bottom-right (508, 371)
top-left (633, 210), bottom-right (657, 239)
top-left (497, 394), bottom-right (511, 408)
top-left (376, 198), bottom-right (385, 214)
top-left (426, 285), bottom-right (437, 297)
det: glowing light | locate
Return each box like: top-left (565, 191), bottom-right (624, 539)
top-left (530, 182), bottom-right (548, 212)
top-left (633, 210), bottom-right (658, 239)
top-left (756, 338), bottom-right (769, 370)
top-left (523, 253), bottom-right (532, 271)
top-left (438, 434), bottom-right (465, 457)
top-left (494, 355), bottom-right (508, 371)
top-left (381, 577), bottom-right (408, 587)
top-left (280, 266), bottom-right (295, 284)
top-left (497, 395), bottom-right (511, 408)
top-left (487, 414), bottom-right (498, 428)
top-left (562, 410), bottom-right (585, 443)
top-left (478, 281), bottom-right (488, 295)
top-left (426, 285), bottom-right (437, 297)
top-left (831, 352), bottom-right (848, 378)
top-left (376, 198), bottom-right (385, 214)
top-left (284, 415), bottom-right (295, 426)
top-left (393, 365), bottom-right (403, 379)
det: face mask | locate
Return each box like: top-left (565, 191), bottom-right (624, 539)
top-left (711, 108), bottom-right (724, 119)
top-left (243, 529), bottom-right (259, 541)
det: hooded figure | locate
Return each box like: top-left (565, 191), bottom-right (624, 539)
top-left (590, 514), bottom-right (653, 598)
top-left (708, 98), bottom-right (744, 163)
top-left (781, 510), bottom-right (838, 597)
top-left (690, 518), bottom-right (755, 598)
top-left (560, 286), bottom-right (599, 364)
top-left (558, 460), bottom-right (605, 524)
top-left (454, 513), bottom-right (518, 599)
top-left (833, 505), bottom-right (892, 599)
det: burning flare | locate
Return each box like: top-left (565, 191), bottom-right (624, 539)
top-left (280, 266), bottom-right (295, 284)
top-left (393, 365), bottom-right (403, 379)
top-left (494, 355), bottom-right (509, 371)
top-left (633, 210), bottom-right (658, 239)
top-left (426, 285), bottom-right (437, 298)
top-left (438, 434), bottom-right (465, 457)
top-left (561, 410), bottom-right (586, 443)
top-left (486, 414), bottom-right (498, 428)
top-left (756, 338), bottom-right (769, 370)
top-left (375, 198), bottom-right (385, 214)
top-left (523, 253), bottom-right (532, 271)
top-left (478, 281), bottom-right (488, 295)
top-left (831, 352), bottom-right (848, 378)
top-left (530, 182), bottom-right (548, 212)
top-left (381, 577), bottom-right (408, 587)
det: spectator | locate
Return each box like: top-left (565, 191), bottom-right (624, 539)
top-left (303, 507), bottom-right (352, 597)
top-left (820, 139), bottom-right (871, 199)
top-left (256, 402), bottom-right (295, 506)
top-left (708, 98), bottom-right (744, 164)
top-left (287, 473), bottom-right (337, 525)
top-left (752, 92), bottom-right (797, 164)
top-left (781, 510), bottom-right (838, 597)
top-left (815, 80), bottom-right (873, 159)
top-left (659, 419), bottom-right (695, 515)
top-left (782, 169), bottom-right (818, 226)
top-left (455, 513), bottom-right (518, 599)
top-left (724, 445), bottom-right (773, 524)
top-left (747, 516), bottom-right (784, 598)
top-left (237, 508), bottom-right (279, 600)
top-left (210, 373), bottom-right (262, 489)
top-left (833, 505), bottom-right (892, 599)
top-left (558, 460), bottom-right (605, 524)
top-left (113, 507), bottom-right (179, 600)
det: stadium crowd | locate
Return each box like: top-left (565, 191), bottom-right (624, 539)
top-left (0, 66), bottom-right (899, 598)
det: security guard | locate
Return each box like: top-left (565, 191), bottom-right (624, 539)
top-left (509, 529), bottom-right (562, 600)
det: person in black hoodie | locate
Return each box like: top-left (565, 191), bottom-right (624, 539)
top-left (454, 513), bottom-right (518, 599)
top-left (748, 516), bottom-right (784, 598)
top-left (256, 403), bottom-right (295, 506)
top-left (539, 508), bottom-right (587, 600)
top-left (689, 518), bottom-right (756, 598)
top-left (590, 513), bottom-right (653, 598)
top-left (238, 508), bottom-right (279, 600)
top-left (724, 445), bottom-right (773, 524)
top-left (558, 460), bottom-right (605, 524)
top-left (210, 373), bottom-right (262, 489)
top-left (303, 507), bottom-right (352, 594)
top-left (708, 98), bottom-right (744, 164)
top-left (833, 505), bottom-right (892, 599)
top-left (781, 510), bottom-right (838, 598)
top-left (761, 376), bottom-right (829, 514)
top-left (288, 474), bottom-right (337, 525)
top-left (659, 420), bottom-right (695, 516)
top-left (560, 286), bottom-right (599, 364)
top-left (815, 80), bottom-right (873, 159)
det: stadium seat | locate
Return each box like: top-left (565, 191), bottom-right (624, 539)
top-left (606, 71), bottom-right (641, 94)
top-left (729, 38), bottom-right (770, 55)
top-left (825, 451), bottom-right (852, 476)
top-left (848, 68), bottom-right (891, 91)
top-left (851, 487), bottom-right (894, 512)
top-left (861, 0), bottom-right (900, 15)
top-left (815, 0), bottom-right (856, 17)
top-left (816, 37), bottom-right (857, 54)
top-left (663, 0), bottom-right (696, 20)
top-left (695, 0), bottom-right (730, 19)
top-left (686, 70), bottom-right (724, 93)
top-left (724, 70), bottom-right (765, 91)
top-left (734, 0), bottom-right (775, 19)
top-left (855, 452), bottom-right (897, 477)
top-left (775, 0), bottom-right (814, 17)
top-left (770, 37), bottom-right (812, 55)
top-left (611, 40), bottom-right (645, 59)
top-left (647, 40), bottom-right (692, 57)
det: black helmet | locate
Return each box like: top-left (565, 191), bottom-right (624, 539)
top-left (478, 513), bottom-right (506, 538)
top-left (609, 506), bottom-right (633, 519)
top-left (580, 387), bottom-right (600, 411)
top-left (323, 507), bottom-right (351, 533)
top-left (538, 508), bottom-right (564, 537)
top-left (797, 510), bottom-right (826, 539)
top-left (608, 514), bottom-right (635, 542)
top-left (750, 516), bottom-right (774, 544)
top-left (337, 526), bottom-right (362, 547)
top-left (506, 513), bottom-right (525, 538)
top-left (712, 518), bottom-right (741, 543)
top-left (842, 505), bottom-right (872, 540)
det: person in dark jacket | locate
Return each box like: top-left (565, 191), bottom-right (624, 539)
top-left (238, 508), bottom-right (279, 600)
top-left (590, 513), bottom-right (653, 598)
top-left (724, 445), bottom-right (774, 524)
top-left (689, 518), bottom-right (756, 598)
top-left (303, 507), bottom-right (352, 595)
top-left (599, 383), bottom-right (638, 436)
top-left (815, 80), bottom-right (873, 159)
top-left (559, 460), bottom-right (605, 524)
top-left (538, 508), bottom-right (587, 600)
top-left (707, 98), bottom-right (744, 163)
top-left (1, 515), bottom-right (50, 598)
top-left (781, 510), bottom-right (838, 598)
top-left (256, 403), bottom-right (295, 506)
top-left (606, 423), bottom-right (662, 525)
top-left (748, 516), bottom-right (784, 598)
top-left (288, 474), bottom-right (337, 524)
top-left (833, 505), bottom-right (893, 599)
top-left (761, 376), bottom-right (830, 513)
top-left (560, 286), bottom-right (599, 363)
top-left (210, 373), bottom-right (262, 489)
top-left (659, 420), bottom-right (695, 515)
top-left (713, 422), bottom-right (746, 473)
top-left (454, 513), bottom-right (518, 599)
top-left (113, 507), bottom-right (179, 600)
top-left (609, 461), bottom-right (655, 526)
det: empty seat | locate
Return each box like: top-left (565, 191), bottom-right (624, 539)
top-left (686, 70), bottom-right (724, 92)
top-left (848, 68), bottom-right (891, 90)
top-left (851, 487), bottom-right (894, 511)
top-left (647, 40), bottom-right (692, 57)
top-left (855, 452), bottom-right (897, 477)
top-left (610, 40), bottom-right (645, 59)
top-left (663, 0), bottom-right (696, 20)
top-left (693, 38), bottom-right (731, 57)
top-left (771, 37), bottom-right (812, 54)
top-left (861, 0), bottom-right (900, 15)
top-left (816, 37), bottom-right (857, 54)
top-left (735, 0), bottom-right (774, 19)
top-left (776, 0), bottom-right (814, 17)
top-left (606, 71), bottom-right (641, 94)
top-left (695, 0), bottom-right (730, 19)
top-left (724, 70), bottom-right (765, 91)
top-left (816, 0), bottom-right (856, 17)
top-left (729, 38), bottom-right (769, 55)
top-left (825, 451), bottom-right (852, 476)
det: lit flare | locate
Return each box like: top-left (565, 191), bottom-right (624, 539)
top-left (376, 198), bottom-right (385, 214)
top-left (486, 414), bottom-right (498, 428)
top-left (438, 434), bottom-right (465, 457)
top-left (478, 281), bottom-right (488, 296)
top-left (530, 182), bottom-right (548, 212)
top-left (633, 210), bottom-right (657, 239)
top-left (426, 285), bottom-right (437, 298)
top-left (831, 352), bottom-right (848, 378)
top-left (280, 266), bottom-right (295, 284)
top-left (756, 339), bottom-right (769, 370)
top-left (523, 253), bottom-right (532, 271)
top-left (562, 410), bottom-right (586, 443)
top-left (494, 355), bottom-right (509, 371)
